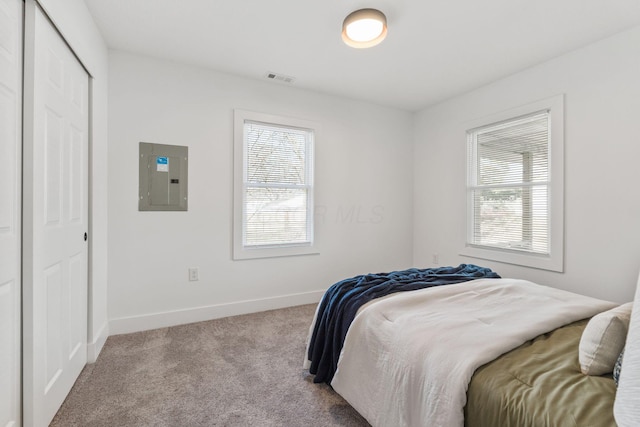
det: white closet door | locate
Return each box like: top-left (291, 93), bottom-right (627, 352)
top-left (0, 0), bottom-right (23, 426)
top-left (23, 3), bottom-right (89, 426)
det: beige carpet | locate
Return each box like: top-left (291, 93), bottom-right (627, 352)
top-left (51, 304), bottom-right (369, 426)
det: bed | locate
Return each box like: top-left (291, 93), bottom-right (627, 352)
top-left (304, 265), bottom-right (638, 427)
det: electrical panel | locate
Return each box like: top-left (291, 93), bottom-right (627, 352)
top-left (139, 142), bottom-right (188, 211)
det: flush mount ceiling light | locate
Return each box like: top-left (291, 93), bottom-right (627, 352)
top-left (342, 8), bottom-right (387, 48)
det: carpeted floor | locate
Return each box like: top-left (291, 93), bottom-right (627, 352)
top-left (51, 304), bottom-right (369, 426)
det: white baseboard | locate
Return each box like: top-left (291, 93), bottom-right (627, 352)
top-left (87, 321), bottom-right (109, 363)
top-left (109, 290), bottom-right (325, 336)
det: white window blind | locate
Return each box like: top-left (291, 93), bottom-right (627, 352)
top-left (243, 120), bottom-right (314, 248)
top-left (467, 111), bottom-right (550, 255)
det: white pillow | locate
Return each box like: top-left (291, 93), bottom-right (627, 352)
top-left (578, 302), bottom-right (633, 375)
top-left (615, 272), bottom-right (640, 426)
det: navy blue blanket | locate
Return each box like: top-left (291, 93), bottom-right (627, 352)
top-left (307, 264), bottom-right (500, 384)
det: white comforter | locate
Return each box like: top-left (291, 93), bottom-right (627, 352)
top-left (323, 278), bottom-right (616, 427)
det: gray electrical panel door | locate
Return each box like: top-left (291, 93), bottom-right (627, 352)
top-left (139, 142), bottom-right (188, 211)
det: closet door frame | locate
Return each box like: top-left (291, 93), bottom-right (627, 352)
top-left (0, 0), bottom-right (23, 425)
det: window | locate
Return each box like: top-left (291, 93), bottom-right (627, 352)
top-left (233, 110), bottom-right (318, 260)
top-left (461, 95), bottom-right (564, 272)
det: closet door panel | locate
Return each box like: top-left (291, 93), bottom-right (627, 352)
top-left (23, 2), bottom-right (89, 425)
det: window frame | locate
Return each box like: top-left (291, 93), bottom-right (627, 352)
top-left (233, 109), bottom-right (319, 260)
top-left (460, 95), bottom-right (564, 272)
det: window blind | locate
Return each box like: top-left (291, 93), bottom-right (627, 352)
top-left (467, 111), bottom-right (550, 254)
top-left (243, 121), bottom-right (313, 247)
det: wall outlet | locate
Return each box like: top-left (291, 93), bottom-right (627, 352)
top-left (188, 267), bottom-right (199, 281)
top-left (432, 254), bottom-right (440, 265)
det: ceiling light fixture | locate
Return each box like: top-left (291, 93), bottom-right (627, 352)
top-left (342, 8), bottom-right (387, 48)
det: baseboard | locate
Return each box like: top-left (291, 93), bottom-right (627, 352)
top-left (109, 290), bottom-right (325, 336)
top-left (87, 321), bottom-right (109, 363)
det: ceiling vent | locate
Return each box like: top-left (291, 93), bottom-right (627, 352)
top-left (265, 72), bottom-right (296, 84)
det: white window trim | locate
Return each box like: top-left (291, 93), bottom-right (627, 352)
top-left (233, 109), bottom-right (319, 260)
top-left (460, 95), bottom-right (564, 272)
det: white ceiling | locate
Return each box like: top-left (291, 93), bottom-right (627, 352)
top-left (83, 0), bottom-right (640, 111)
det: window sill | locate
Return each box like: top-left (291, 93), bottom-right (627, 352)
top-left (460, 245), bottom-right (563, 272)
top-left (233, 244), bottom-right (319, 260)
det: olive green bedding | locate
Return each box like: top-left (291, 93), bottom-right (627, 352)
top-left (465, 319), bottom-right (616, 427)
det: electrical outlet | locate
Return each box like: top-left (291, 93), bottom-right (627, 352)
top-left (188, 267), bottom-right (199, 281)
top-left (432, 254), bottom-right (440, 265)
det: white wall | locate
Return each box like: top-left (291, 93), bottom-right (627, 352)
top-left (413, 26), bottom-right (640, 303)
top-left (107, 52), bottom-right (414, 333)
top-left (38, 0), bottom-right (109, 360)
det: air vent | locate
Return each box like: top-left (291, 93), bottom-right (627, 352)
top-left (265, 72), bottom-right (296, 84)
